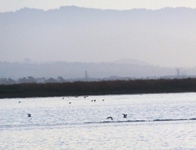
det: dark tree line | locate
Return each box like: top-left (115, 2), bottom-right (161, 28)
top-left (1, 78), bottom-right (196, 98)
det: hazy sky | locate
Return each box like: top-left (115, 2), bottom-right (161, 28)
top-left (1, 1), bottom-right (196, 68)
top-left (1, 0), bottom-right (196, 12)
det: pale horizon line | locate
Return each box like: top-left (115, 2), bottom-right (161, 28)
top-left (1, 5), bottom-right (196, 13)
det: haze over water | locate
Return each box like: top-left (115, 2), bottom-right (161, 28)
top-left (1, 1), bottom-right (196, 149)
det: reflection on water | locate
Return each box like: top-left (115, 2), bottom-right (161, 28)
top-left (0, 93), bottom-right (196, 149)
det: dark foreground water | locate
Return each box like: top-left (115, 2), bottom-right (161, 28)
top-left (0, 93), bottom-right (196, 149)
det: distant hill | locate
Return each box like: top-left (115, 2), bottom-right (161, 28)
top-left (113, 58), bottom-right (151, 66)
top-left (1, 61), bottom-right (195, 80)
top-left (1, 7), bottom-right (196, 67)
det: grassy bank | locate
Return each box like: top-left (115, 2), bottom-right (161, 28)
top-left (0, 78), bottom-right (196, 98)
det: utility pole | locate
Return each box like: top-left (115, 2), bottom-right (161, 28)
top-left (177, 68), bottom-right (180, 78)
top-left (85, 70), bottom-right (88, 81)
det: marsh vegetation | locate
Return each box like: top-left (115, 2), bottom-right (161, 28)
top-left (0, 78), bottom-right (196, 98)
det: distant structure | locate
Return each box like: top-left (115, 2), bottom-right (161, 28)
top-left (176, 68), bottom-right (187, 78)
top-left (85, 71), bottom-right (88, 81)
top-left (27, 114), bottom-right (31, 117)
top-left (177, 68), bottom-right (180, 77)
top-left (184, 70), bottom-right (187, 76)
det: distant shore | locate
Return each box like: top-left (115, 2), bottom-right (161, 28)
top-left (0, 78), bottom-right (196, 98)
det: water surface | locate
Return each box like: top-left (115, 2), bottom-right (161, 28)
top-left (0, 93), bottom-right (196, 149)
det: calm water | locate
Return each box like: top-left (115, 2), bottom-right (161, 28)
top-left (0, 93), bottom-right (196, 149)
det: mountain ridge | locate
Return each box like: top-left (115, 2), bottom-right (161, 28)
top-left (1, 6), bottom-right (196, 14)
top-left (1, 6), bottom-right (196, 67)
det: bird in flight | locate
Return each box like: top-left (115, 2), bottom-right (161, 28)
top-left (106, 116), bottom-right (113, 120)
top-left (122, 114), bottom-right (127, 118)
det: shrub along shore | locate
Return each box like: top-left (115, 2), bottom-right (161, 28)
top-left (0, 78), bottom-right (196, 98)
